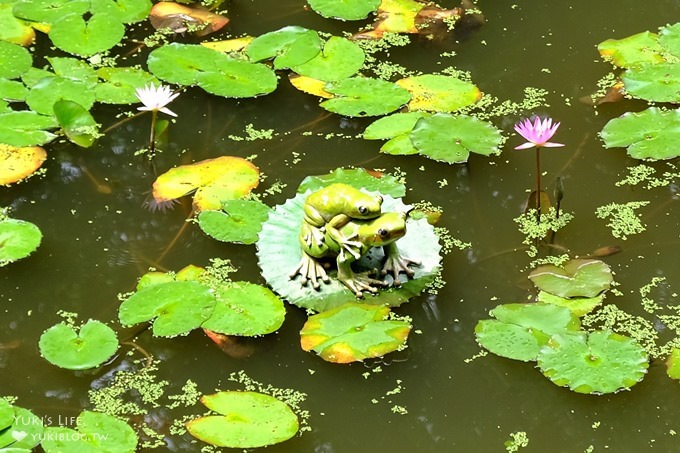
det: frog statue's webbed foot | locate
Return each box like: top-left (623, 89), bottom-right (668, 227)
top-left (336, 232), bottom-right (363, 262)
top-left (339, 270), bottom-right (389, 298)
top-left (381, 244), bottom-right (420, 285)
top-left (290, 252), bottom-right (330, 289)
top-left (302, 224), bottom-right (326, 249)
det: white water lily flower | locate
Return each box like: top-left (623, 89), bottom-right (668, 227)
top-left (135, 83), bottom-right (180, 117)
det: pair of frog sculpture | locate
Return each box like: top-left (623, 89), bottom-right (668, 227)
top-left (290, 183), bottom-right (419, 297)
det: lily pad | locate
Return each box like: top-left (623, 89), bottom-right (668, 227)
top-left (0, 40), bottom-right (32, 79)
top-left (186, 391), bottom-right (299, 449)
top-left (0, 79), bottom-right (28, 102)
top-left (0, 144), bottom-right (46, 185)
top-left (474, 303), bottom-right (581, 362)
top-left (0, 217), bottom-right (42, 265)
top-left (245, 26), bottom-right (321, 70)
top-left (0, 111), bottom-right (56, 146)
top-left (152, 156), bottom-right (260, 212)
top-left (300, 302), bottom-right (411, 363)
top-left (409, 113), bottom-right (504, 163)
top-left (363, 112), bottom-right (429, 140)
top-left (41, 411), bottom-right (137, 453)
top-left (53, 100), bottom-right (100, 148)
top-left (49, 13), bottom-right (126, 56)
top-left (118, 280), bottom-right (216, 337)
top-left (320, 77), bottom-right (412, 117)
top-left (666, 347), bottom-right (680, 380)
top-left (296, 167), bottom-right (406, 198)
top-left (11, 0), bottom-right (90, 25)
top-left (149, 1), bottom-right (226, 36)
top-left (308, 0), bottom-right (380, 20)
top-left (198, 199), bottom-right (271, 244)
top-left (0, 3), bottom-right (36, 46)
top-left (537, 331), bottom-right (649, 394)
top-left (48, 56), bottom-right (99, 85)
top-left (256, 192), bottom-right (441, 312)
top-left (528, 259), bottom-right (613, 298)
top-left (95, 67), bottom-right (159, 104)
top-left (290, 36), bottom-right (364, 81)
top-left (38, 320), bottom-right (118, 370)
top-left (622, 63), bottom-right (680, 103)
top-left (0, 405), bottom-right (43, 450)
top-left (597, 31), bottom-right (665, 68)
top-left (601, 107), bottom-right (680, 160)
top-left (201, 282), bottom-right (285, 336)
top-left (536, 291), bottom-right (605, 317)
top-left (396, 74), bottom-right (482, 113)
top-left (25, 76), bottom-right (95, 116)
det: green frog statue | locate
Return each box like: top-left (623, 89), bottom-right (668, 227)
top-left (290, 184), bottom-right (419, 297)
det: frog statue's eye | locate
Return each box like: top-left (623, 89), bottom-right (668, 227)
top-left (378, 228), bottom-right (388, 237)
top-left (358, 206), bottom-right (368, 214)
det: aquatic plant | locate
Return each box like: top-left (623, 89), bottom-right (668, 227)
top-left (0, 400), bottom-right (43, 450)
top-left (135, 83), bottom-right (179, 153)
top-left (39, 319), bottom-right (119, 370)
top-left (0, 209), bottom-right (42, 266)
top-left (41, 411), bottom-right (138, 453)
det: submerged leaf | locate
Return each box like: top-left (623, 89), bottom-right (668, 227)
top-left (186, 391), bottom-right (298, 448)
top-left (528, 259), bottom-right (613, 298)
top-left (0, 144), bottom-right (46, 185)
top-left (39, 320), bottom-right (118, 370)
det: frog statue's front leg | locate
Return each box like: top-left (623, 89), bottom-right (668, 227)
top-left (381, 242), bottom-right (420, 284)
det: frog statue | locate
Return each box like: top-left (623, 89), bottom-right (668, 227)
top-left (290, 208), bottom-right (419, 298)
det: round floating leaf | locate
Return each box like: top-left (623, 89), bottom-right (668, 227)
top-left (100, 0), bottom-right (152, 23)
top-left (49, 13), bottom-right (126, 56)
top-left (474, 303), bottom-right (581, 362)
top-left (290, 36), bottom-right (364, 81)
top-left (95, 67), bottom-right (158, 104)
top-left (0, 3), bottom-right (36, 46)
top-left (0, 399), bottom-right (11, 430)
top-left (659, 22), bottom-right (680, 57)
top-left (12, 0), bottom-right (90, 24)
top-left (198, 199), bottom-right (271, 244)
top-left (537, 291), bottom-right (604, 317)
top-left (320, 77), bottom-right (411, 117)
top-left (308, 0), bottom-right (380, 20)
top-left (296, 167), bottom-right (406, 198)
top-left (410, 113), bottom-right (504, 163)
top-left (666, 347), bottom-right (680, 380)
top-left (246, 26), bottom-right (321, 70)
top-left (0, 144), bottom-right (46, 185)
top-left (363, 112), bottom-right (428, 140)
top-left (25, 76), bottom-right (95, 116)
top-left (597, 31), bottom-right (664, 68)
top-left (53, 100), bottom-right (100, 148)
top-left (48, 56), bottom-right (99, 85)
top-left (149, 2), bottom-right (228, 36)
top-left (0, 40), bottom-right (32, 79)
top-left (41, 411), bottom-right (137, 453)
top-left (396, 74), bottom-right (481, 113)
top-left (0, 405), bottom-right (43, 450)
top-left (118, 280), bottom-right (216, 337)
top-left (256, 192), bottom-right (441, 312)
top-left (0, 79), bottom-right (28, 102)
top-left (0, 217), bottom-right (42, 265)
top-left (152, 156), bottom-right (260, 212)
top-left (529, 259), bottom-right (613, 298)
top-left (148, 43), bottom-right (219, 85)
top-left (622, 63), bottom-right (680, 103)
top-left (0, 111), bottom-right (57, 146)
top-left (39, 320), bottom-right (118, 370)
top-left (300, 302), bottom-right (411, 363)
top-left (537, 331), bottom-right (649, 394)
top-left (201, 282), bottom-right (285, 336)
top-left (287, 74), bottom-right (333, 98)
top-left (601, 107), bottom-right (680, 160)
top-left (186, 391), bottom-right (299, 449)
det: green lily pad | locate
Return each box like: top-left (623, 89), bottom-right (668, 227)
top-left (537, 291), bottom-right (605, 317)
top-left (622, 62), bottom-right (680, 103)
top-left (38, 320), bottom-right (118, 370)
top-left (296, 167), bottom-right (406, 198)
top-left (290, 36), bottom-right (364, 81)
top-left (308, 0), bottom-right (380, 20)
top-left (47, 56), bottom-right (99, 86)
top-left (198, 199), bottom-right (271, 245)
top-left (12, 0), bottom-right (90, 25)
top-left (0, 41), bottom-right (32, 79)
top-left (186, 391), bottom-right (299, 449)
top-left (528, 259), bottom-right (613, 298)
top-left (537, 331), bottom-right (649, 394)
top-left (396, 74), bottom-right (482, 113)
top-left (0, 79), bottom-right (28, 102)
top-left (0, 217), bottom-right (42, 265)
top-left (25, 76), bottom-right (95, 116)
top-left (95, 67), bottom-right (158, 104)
top-left (118, 280), bottom-right (216, 337)
top-left (0, 405), bottom-right (43, 450)
top-left (41, 411), bottom-right (137, 453)
top-left (320, 77), bottom-right (411, 117)
top-left (256, 192), bottom-right (441, 312)
top-left (410, 113), bottom-right (504, 163)
top-left (666, 347), bottom-right (680, 380)
top-left (246, 26), bottom-right (321, 70)
top-left (0, 399), bottom-right (11, 430)
top-left (201, 282), bottom-right (285, 336)
top-left (92, 0), bottom-right (151, 24)
top-left (659, 22), bottom-right (680, 57)
top-left (53, 100), bottom-right (100, 148)
top-left (152, 156), bottom-right (260, 212)
top-left (49, 13), bottom-right (125, 56)
top-left (0, 3), bottom-right (35, 46)
top-left (0, 111), bottom-right (57, 146)
top-left (300, 302), bottom-right (411, 363)
top-left (597, 31), bottom-right (665, 68)
top-left (148, 43), bottom-right (277, 98)
top-left (363, 112), bottom-right (428, 140)
top-left (474, 303), bottom-right (581, 362)
top-left (601, 107), bottom-right (680, 160)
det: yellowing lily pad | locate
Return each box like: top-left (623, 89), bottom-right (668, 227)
top-left (597, 31), bottom-right (665, 68)
top-left (538, 331), bottom-right (648, 394)
top-left (201, 37), bottom-right (254, 53)
top-left (0, 144), bottom-right (46, 185)
top-left (0, 3), bottom-right (35, 46)
top-left (300, 302), bottom-right (411, 363)
top-left (666, 347), bottom-right (680, 380)
top-left (536, 291), bottom-right (605, 317)
top-left (38, 320), bottom-right (118, 370)
top-left (288, 74), bottom-right (333, 98)
top-left (186, 391), bottom-right (299, 449)
top-left (152, 156), bottom-right (260, 212)
top-left (528, 259), bottom-right (613, 298)
top-left (41, 411), bottom-right (137, 453)
top-left (396, 74), bottom-right (482, 113)
top-left (149, 1), bottom-right (228, 37)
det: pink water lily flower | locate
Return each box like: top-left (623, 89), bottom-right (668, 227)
top-left (135, 83), bottom-right (180, 117)
top-left (514, 117), bottom-right (565, 150)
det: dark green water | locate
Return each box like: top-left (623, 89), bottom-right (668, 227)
top-left (2, 0), bottom-right (680, 451)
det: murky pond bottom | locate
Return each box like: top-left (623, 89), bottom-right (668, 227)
top-left (2, 0), bottom-right (680, 451)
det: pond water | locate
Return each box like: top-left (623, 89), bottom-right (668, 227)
top-left (2, 0), bottom-right (680, 451)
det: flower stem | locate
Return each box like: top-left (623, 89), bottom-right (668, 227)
top-left (535, 147), bottom-right (541, 224)
top-left (149, 110), bottom-right (157, 154)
